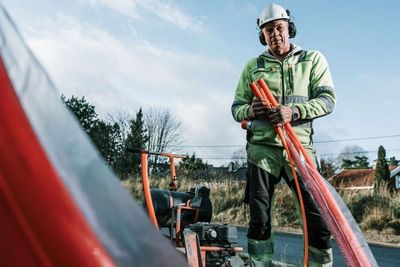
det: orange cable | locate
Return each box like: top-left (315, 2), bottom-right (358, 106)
top-left (256, 79), bottom-right (373, 266)
top-left (249, 82), bottom-right (309, 266)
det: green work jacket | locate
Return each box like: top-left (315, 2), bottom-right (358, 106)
top-left (231, 45), bottom-right (336, 177)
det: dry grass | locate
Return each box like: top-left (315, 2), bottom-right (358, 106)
top-left (272, 183), bottom-right (300, 228)
top-left (206, 179), bottom-right (248, 225)
top-left (121, 175), bottom-right (400, 243)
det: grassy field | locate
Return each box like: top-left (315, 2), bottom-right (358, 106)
top-left (122, 175), bottom-right (400, 244)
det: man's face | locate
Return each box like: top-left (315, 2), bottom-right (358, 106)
top-left (261, 19), bottom-right (290, 55)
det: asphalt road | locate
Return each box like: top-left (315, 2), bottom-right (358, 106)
top-left (237, 227), bottom-right (400, 266)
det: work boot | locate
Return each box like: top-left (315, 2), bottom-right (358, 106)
top-left (308, 246), bottom-right (333, 267)
top-left (249, 259), bottom-right (297, 267)
top-left (248, 239), bottom-right (273, 267)
top-left (249, 259), bottom-right (273, 267)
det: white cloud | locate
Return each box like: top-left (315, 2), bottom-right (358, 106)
top-left (139, 0), bottom-right (205, 33)
top-left (81, 0), bottom-right (139, 19)
top-left (80, 0), bottom-right (205, 33)
top-left (25, 13), bottom-right (241, 164)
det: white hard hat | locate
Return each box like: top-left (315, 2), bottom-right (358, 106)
top-left (258, 3), bottom-right (290, 29)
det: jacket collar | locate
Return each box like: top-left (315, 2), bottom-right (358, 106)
top-left (261, 44), bottom-right (303, 60)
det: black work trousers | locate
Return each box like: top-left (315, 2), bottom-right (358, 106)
top-left (246, 161), bottom-right (332, 250)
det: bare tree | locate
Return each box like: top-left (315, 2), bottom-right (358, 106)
top-left (144, 107), bottom-right (183, 169)
top-left (231, 147), bottom-right (247, 169)
top-left (319, 156), bottom-right (339, 178)
top-left (105, 110), bottom-right (134, 141)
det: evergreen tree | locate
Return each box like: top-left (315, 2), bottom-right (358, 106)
top-left (341, 155), bottom-right (369, 169)
top-left (353, 155), bottom-right (369, 169)
top-left (179, 153), bottom-right (208, 172)
top-left (341, 158), bottom-right (356, 169)
top-left (62, 95), bottom-right (123, 169)
top-left (178, 153), bottom-right (211, 180)
top-left (389, 156), bottom-right (399, 167)
top-left (62, 95), bottom-right (98, 136)
top-left (118, 108), bottom-right (149, 177)
top-left (91, 121), bottom-right (123, 168)
top-left (374, 145), bottom-right (390, 191)
top-left (337, 145), bottom-right (367, 166)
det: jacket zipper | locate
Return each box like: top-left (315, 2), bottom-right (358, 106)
top-left (280, 62), bottom-right (285, 105)
top-left (260, 55), bottom-right (287, 104)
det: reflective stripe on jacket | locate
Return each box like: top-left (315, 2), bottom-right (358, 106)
top-left (232, 45), bottom-right (336, 175)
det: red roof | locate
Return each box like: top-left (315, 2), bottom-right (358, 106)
top-left (329, 169), bottom-right (375, 188)
top-left (329, 166), bottom-right (397, 189)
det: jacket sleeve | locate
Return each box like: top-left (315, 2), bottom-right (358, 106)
top-left (295, 52), bottom-right (336, 120)
top-left (231, 61), bottom-right (254, 122)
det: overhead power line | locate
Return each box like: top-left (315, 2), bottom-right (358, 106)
top-left (195, 148), bottom-right (400, 161)
top-left (319, 148), bottom-right (400, 158)
top-left (178, 134), bottom-right (400, 148)
top-left (179, 145), bottom-right (244, 148)
top-left (314, 134), bottom-right (400, 144)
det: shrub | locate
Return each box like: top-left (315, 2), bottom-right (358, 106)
top-left (361, 206), bottom-right (391, 231)
top-left (394, 206), bottom-right (400, 219)
top-left (388, 220), bottom-right (400, 235)
top-left (348, 194), bottom-right (391, 223)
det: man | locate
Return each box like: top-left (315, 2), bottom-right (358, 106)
top-left (231, 3), bottom-right (336, 267)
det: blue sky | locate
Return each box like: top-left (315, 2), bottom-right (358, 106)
top-left (2, 0), bottom-right (400, 166)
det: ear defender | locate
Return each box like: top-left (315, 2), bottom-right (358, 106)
top-left (286, 9), bottom-right (297, 38)
top-left (257, 18), bottom-right (267, 46)
top-left (258, 30), bottom-right (267, 46)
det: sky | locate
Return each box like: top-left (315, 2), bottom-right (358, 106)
top-left (2, 0), bottom-right (400, 167)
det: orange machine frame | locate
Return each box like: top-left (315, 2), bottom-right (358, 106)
top-left (138, 150), bottom-right (243, 267)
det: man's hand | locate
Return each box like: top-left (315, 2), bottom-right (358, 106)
top-left (249, 98), bottom-right (270, 119)
top-left (267, 105), bottom-right (293, 126)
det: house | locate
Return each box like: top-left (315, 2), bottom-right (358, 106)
top-left (390, 166), bottom-right (400, 189)
top-left (329, 166), bottom-right (398, 192)
top-left (329, 169), bottom-right (376, 192)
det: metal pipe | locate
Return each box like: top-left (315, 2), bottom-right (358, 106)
top-left (140, 152), bottom-right (159, 229)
